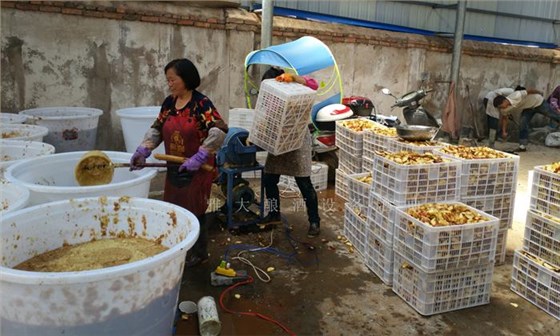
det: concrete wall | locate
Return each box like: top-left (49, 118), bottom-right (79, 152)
top-left (2, 1), bottom-right (559, 150)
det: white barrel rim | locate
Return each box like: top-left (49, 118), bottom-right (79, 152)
top-left (115, 106), bottom-right (161, 119)
top-left (0, 196), bottom-right (199, 284)
top-left (19, 107), bottom-right (103, 121)
top-left (4, 151), bottom-right (157, 193)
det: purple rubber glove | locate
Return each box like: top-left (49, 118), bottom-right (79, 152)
top-left (129, 146), bottom-right (151, 171)
top-left (179, 147), bottom-right (209, 172)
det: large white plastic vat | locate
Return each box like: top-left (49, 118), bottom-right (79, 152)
top-left (0, 181), bottom-right (30, 214)
top-left (0, 124), bottom-right (49, 141)
top-left (0, 112), bottom-right (27, 124)
top-left (19, 107), bottom-right (103, 153)
top-left (0, 196), bottom-right (199, 336)
top-left (4, 151), bottom-right (157, 206)
top-left (115, 106), bottom-right (165, 162)
top-left (0, 140), bottom-right (56, 176)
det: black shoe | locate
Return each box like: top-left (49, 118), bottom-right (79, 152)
top-left (517, 145), bottom-right (527, 152)
top-left (307, 222), bottom-right (320, 238)
top-left (259, 212), bottom-right (282, 225)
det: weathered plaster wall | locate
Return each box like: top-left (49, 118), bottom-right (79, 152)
top-left (1, 1), bottom-right (558, 150)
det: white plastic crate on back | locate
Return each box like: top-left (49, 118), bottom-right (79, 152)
top-left (363, 129), bottom-right (397, 161)
top-left (248, 80), bottom-right (316, 156)
top-left (335, 168), bottom-right (349, 201)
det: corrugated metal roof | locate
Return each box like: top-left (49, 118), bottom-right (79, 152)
top-left (246, 0), bottom-right (559, 47)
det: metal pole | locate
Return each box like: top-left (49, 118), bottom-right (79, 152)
top-left (448, 0), bottom-right (467, 139)
top-left (261, 0), bottom-right (274, 49)
top-left (450, 0), bottom-right (467, 86)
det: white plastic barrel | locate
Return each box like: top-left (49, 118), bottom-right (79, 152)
top-left (0, 124), bottom-right (49, 141)
top-left (0, 181), bottom-right (30, 214)
top-left (116, 106), bottom-right (165, 159)
top-left (0, 196), bottom-right (199, 336)
top-left (4, 151), bottom-right (157, 206)
top-left (19, 107), bottom-right (103, 153)
top-left (0, 112), bottom-right (27, 124)
top-left (0, 140), bottom-right (56, 176)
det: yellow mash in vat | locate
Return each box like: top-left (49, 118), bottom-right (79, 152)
top-left (74, 150), bottom-right (115, 186)
top-left (14, 237), bottom-right (168, 272)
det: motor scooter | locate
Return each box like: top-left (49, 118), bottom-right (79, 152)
top-left (381, 87), bottom-right (439, 127)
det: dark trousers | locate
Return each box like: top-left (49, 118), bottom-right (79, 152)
top-left (190, 214), bottom-right (208, 259)
top-left (519, 101), bottom-right (560, 145)
top-left (263, 173), bottom-right (320, 224)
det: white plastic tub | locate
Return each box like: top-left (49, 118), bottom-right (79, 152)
top-left (0, 140), bottom-right (56, 176)
top-left (19, 107), bottom-right (103, 153)
top-left (0, 196), bottom-right (199, 336)
top-left (0, 112), bottom-right (27, 124)
top-left (115, 106), bottom-right (165, 162)
top-left (4, 151), bottom-right (157, 206)
top-left (0, 124), bottom-right (49, 141)
top-left (0, 181), bottom-right (30, 214)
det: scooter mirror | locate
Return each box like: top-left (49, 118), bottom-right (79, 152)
top-left (381, 88), bottom-right (391, 95)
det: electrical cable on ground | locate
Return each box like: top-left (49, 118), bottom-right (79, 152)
top-left (219, 275), bottom-right (296, 336)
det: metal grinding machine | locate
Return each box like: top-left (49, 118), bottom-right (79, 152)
top-left (215, 127), bottom-right (264, 230)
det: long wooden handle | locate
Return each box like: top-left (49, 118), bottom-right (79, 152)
top-left (153, 154), bottom-right (214, 172)
top-left (112, 163), bottom-right (172, 168)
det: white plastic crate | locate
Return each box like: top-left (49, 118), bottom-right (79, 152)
top-left (523, 210), bottom-right (560, 267)
top-left (335, 118), bottom-right (385, 154)
top-left (393, 252), bottom-right (494, 316)
top-left (371, 154), bottom-right (461, 206)
top-left (462, 193), bottom-right (514, 230)
top-left (248, 79), bottom-right (316, 156)
top-left (228, 108), bottom-right (255, 130)
top-left (365, 231), bottom-right (394, 286)
top-left (338, 148), bottom-right (363, 174)
top-left (279, 161), bottom-right (329, 192)
top-left (389, 138), bottom-right (446, 154)
top-left (530, 166), bottom-right (560, 218)
top-left (347, 172), bottom-right (372, 211)
top-left (362, 156), bottom-right (375, 174)
top-left (434, 148), bottom-right (519, 197)
top-left (366, 192), bottom-right (397, 244)
top-left (335, 168), bottom-right (349, 201)
top-left (393, 202), bottom-right (499, 272)
top-left (363, 129), bottom-right (397, 160)
top-left (511, 250), bottom-right (560, 320)
top-left (495, 228), bottom-right (509, 266)
top-left (343, 205), bottom-right (368, 258)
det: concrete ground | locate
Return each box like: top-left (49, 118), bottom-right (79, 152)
top-left (155, 142), bottom-right (560, 336)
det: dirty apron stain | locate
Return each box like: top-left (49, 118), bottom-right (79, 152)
top-left (162, 114), bottom-right (214, 216)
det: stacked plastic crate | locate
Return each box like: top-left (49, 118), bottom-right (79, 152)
top-left (392, 202), bottom-right (500, 315)
top-left (434, 146), bottom-right (519, 265)
top-left (511, 162), bottom-right (560, 320)
top-left (363, 151), bottom-right (462, 285)
top-left (389, 138), bottom-right (446, 154)
top-left (248, 79), bottom-right (316, 156)
top-left (362, 127), bottom-right (397, 172)
top-left (345, 172), bottom-right (373, 257)
top-left (335, 118), bottom-right (384, 201)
